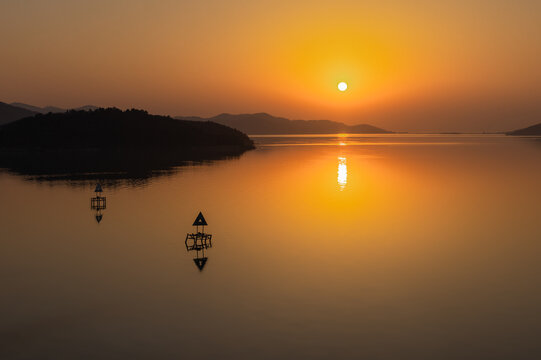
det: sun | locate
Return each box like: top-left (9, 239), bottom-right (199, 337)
top-left (338, 82), bottom-right (348, 92)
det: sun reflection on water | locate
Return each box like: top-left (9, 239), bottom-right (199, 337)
top-left (337, 157), bottom-right (347, 190)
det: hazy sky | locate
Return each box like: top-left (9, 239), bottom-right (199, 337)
top-left (1, 0), bottom-right (540, 131)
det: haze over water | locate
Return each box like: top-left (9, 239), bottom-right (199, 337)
top-left (1, 134), bottom-right (541, 359)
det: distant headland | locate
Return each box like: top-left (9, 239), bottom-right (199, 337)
top-left (175, 113), bottom-right (391, 135)
top-left (507, 122), bottom-right (541, 136)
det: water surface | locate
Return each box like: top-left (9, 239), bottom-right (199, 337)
top-left (1, 134), bottom-right (540, 359)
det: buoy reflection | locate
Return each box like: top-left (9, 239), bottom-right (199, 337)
top-left (90, 183), bottom-right (106, 223)
top-left (337, 157), bottom-right (347, 190)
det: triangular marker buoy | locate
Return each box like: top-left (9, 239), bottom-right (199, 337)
top-left (193, 212), bottom-right (208, 226)
top-left (95, 214), bottom-right (103, 223)
top-left (194, 257), bottom-right (208, 271)
top-left (95, 184), bottom-right (103, 193)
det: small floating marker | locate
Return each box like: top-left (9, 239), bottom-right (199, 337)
top-left (193, 212), bottom-right (208, 226)
top-left (95, 214), bottom-right (103, 223)
top-left (185, 211), bottom-right (213, 271)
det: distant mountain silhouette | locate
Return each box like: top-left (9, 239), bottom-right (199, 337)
top-left (0, 108), bottom-right (254, 183)
top-left (175, 113), bottom-right (391, 135)
top-left (0, 102), bottom-right (37, 126)
top-left (9, 103), bottom-right (52, 113)
top-left (10, 102), bottom-right (99, 114)
top-left (507, 122), bottom-right (541, 136)
top-left (76, 105), bottom-right (100, 112)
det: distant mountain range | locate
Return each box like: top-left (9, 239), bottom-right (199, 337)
top-left (10, 102), bottom-right (99, 114)
top-left (0, 102), bottom-right (37, 125)
top-left (3, 105), bottom-right (389, 134)
top-left (507, 122), bottom-right (541, 136)
top-left (175, 113), bottom-right (391, 135)
top-left (10, 103), bottom-right (66, 114)
top-left (0, 102), bottom-right (99, 125)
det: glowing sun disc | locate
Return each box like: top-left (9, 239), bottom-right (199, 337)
top-left (338, 82), bottom-right (348, 91)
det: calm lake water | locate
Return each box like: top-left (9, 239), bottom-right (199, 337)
top-left (1, 134), bottom-right (541, 359)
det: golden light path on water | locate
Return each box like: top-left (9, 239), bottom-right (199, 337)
top-left (337, 156), bottom-right (347, 190)
top-left (337, 135), bottom-right (348, 190)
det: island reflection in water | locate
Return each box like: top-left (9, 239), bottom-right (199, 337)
top-left (0, 147), bottom-right (246, 188)
top-left (1, 134), bottom-right (541, 359)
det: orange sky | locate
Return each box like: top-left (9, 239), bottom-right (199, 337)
top-left (1, 0), bottom-right (540, 132)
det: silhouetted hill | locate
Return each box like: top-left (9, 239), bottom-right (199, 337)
top-left (175, 113), bottom-right (391, 135)
top-left (507, 123), bottom-right (541, 136)
top-left (0, 102), bottom-right (37, 125)
top-left (0, 108), bottom-right (254, 181)
top-left (0, 108), bottom-right (254, 150)
top-left (10, 102), bottom-right (99, 114)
